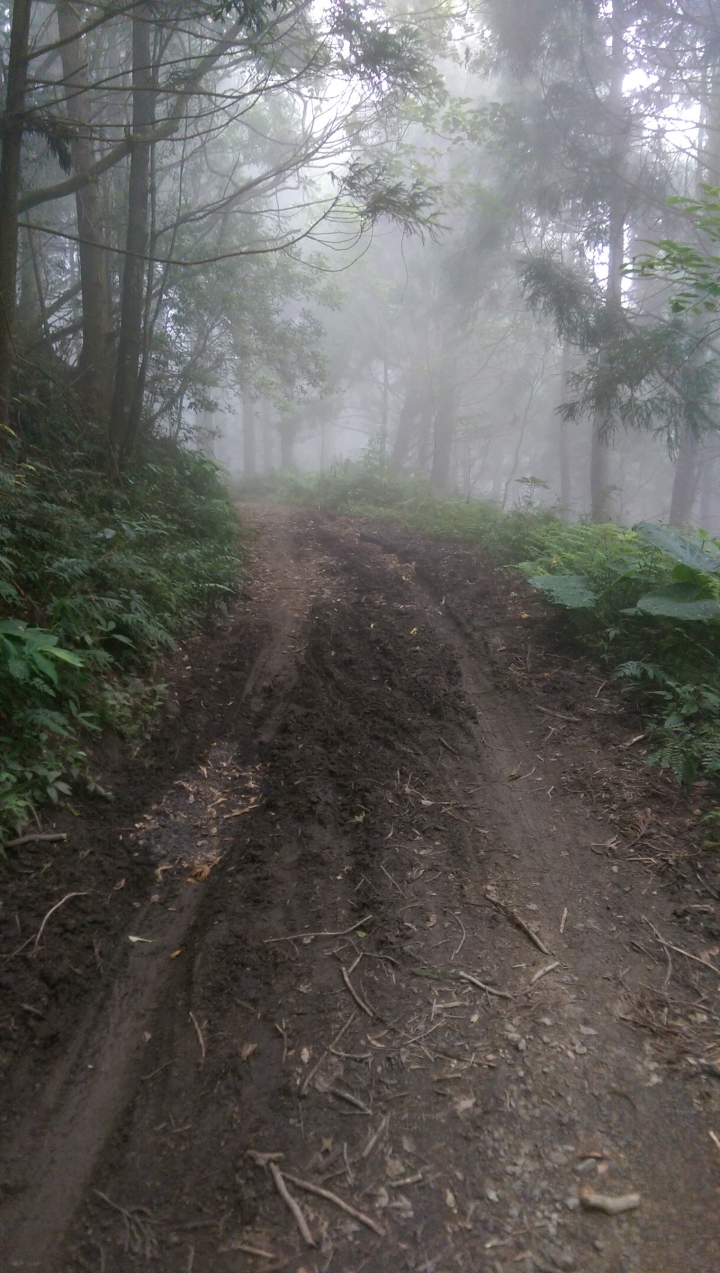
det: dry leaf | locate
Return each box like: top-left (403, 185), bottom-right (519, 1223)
top-left (240, 1042), bottom-right (257, 1061)
top-left (455, 1096), bottom-right (475, 1114)
top-left (113, 878), bottom-right (126, 891)
top-left (385, 1157), bottom-right (405, 1179)
top-left (300, 1046), bottom-right (311, 1064)
top-left (170, 949), bottom-right (182, 959)
top-left (445, 1189), bottom-right (457, 1210)
top-left (154, 862), bottom-right (173, 882)
top-left (187, 863), bottom-right (211, 882)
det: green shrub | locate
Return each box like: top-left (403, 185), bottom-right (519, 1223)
top-left (277, 453), bottom-right (720, 788)
top-left (0, 401), bottom-right (242, 843)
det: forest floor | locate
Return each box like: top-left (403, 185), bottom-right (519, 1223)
top-left (0, 502), bottom-right (719, 1273)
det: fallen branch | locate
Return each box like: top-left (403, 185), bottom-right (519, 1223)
top-left (300, 1012), bottom-right (356, 1097)
top-left (2, 831), bottom-right (68, 848)
top-left (579, 1188), bottom-right (641, 1215)
top-left (282, 1171), bottom-right (384, 1237)
top-left (264, 915), bottom-right (372, 945)
top-left (457, 970), bottom-right (514, 1000)
top-left (485, 890), bottom-right (551, 956)
top-left (341, 966), bottom-right (375, 1017)
top-left (316, 1077), bottom-right (371, 1114)
top-left (268, 1162), bottom-right (316, 1247)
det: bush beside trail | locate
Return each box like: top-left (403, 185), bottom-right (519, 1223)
top-left (241, 457), bottom-right (720, 795)
top-left (1, 384), bottom-right (242, 843)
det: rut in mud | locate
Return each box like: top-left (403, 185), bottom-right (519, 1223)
top-left (0, 503), bottom-right (719, 1273)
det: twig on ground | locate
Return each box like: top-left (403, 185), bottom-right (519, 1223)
top-left (528, 961), bottom-right (560, 986)
top-left (5, 891), bottom-right (90, 961)
top-left (219, 1239), bottom-right (277, 1258)
top-left (457, 970), bottom-right (514, 1000)
top-left (438, 736), bottom-right (459, 757)
top-left (534, 705), bottom-right (580, 723)
top-left (449, 912), bottom-right (466, 961)
top-left (643, 917), bottom-right (720, 977)
top-left (189, 1011), bottom-right (206, 1061)
top-left (380, 864), bottom-right (405, 897)
top-left (275, 1020), bottom-right (288, 1063)
top-left (709, 1130), bottom-right (720, 1154)
top-left (361, 1113), bottom-right (390, 1159)
top-left (300, 1012), bottom-right (356, 1097)
top-left (2, 831), bottom-right (67, 848)
top-left (485, 890), bottom-right (551, 955)
top-left (319, 1081), bottom-right (371, 1114)
top-left (560, 907), bottom-right (567, 934)
top-left (94, 1191), bottom-right (158, 1259)
top-left (268, 1162), bottom-right (316, 1247)
top-left (579, 1188), bottom-right (641, 1215)
top-left (341, 966), bottom-right (375, 1017)
top-left (282, 1171), bottom-right (384, 1237)
top-left (264, 916), bottom-right (372, 945)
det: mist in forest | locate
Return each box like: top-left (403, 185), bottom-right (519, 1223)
top-left (3, 1), bottom-right (720, 531)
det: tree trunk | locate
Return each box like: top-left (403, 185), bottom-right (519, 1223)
top-left (242, 384), bottom-right (256, 479)
top-left (0, 0), bottom-right (32, 432)
top-left (391, 378), bottom-right (422, 469)
top-left (109, 7), bottom-right (153, 460)
top-left (379, 357), bottom-right (389, 455)
top-left (58, 2), bottom-right (113, 417)
top-left (261, 399), bottom-right (274, 471)
top-left (278, 421), bottom-right (295, 470)
top-left (430, 356), bottom-right (456, 491)
top-left (591, 0), bottom-right (627, 522)
top-left (558, 345), bottom-right (572, 513)
top-left (669, 428), bottom-right (700, 527)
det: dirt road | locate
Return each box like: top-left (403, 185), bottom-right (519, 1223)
top-left (0, 503), bottom-right (718, 1273)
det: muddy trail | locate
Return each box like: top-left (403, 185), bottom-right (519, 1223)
top-left (1, 503), bottom-right (719, 1273)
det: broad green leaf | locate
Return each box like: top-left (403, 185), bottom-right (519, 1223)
top-left (633, 522), bottom-right (720, 573)
top-left (47, 648), bottom-right (84, 668)
top-left (527, 574), bottom-right (597, 608)
top-left (635, 584), bottom-right (720, 620)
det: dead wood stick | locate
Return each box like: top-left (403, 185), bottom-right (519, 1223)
top-left (2, 831), bottom-right (67, 848)
top-left (264, 915), bottom-right (372, 944)
top-left (528, 960), bottom-right (560, 986)
top-left (220, 1241), bottom-right (277, 1258)
top-left (457, 970), bottom-right (514, 1000)
top-left (341, 966), bottom-right (375, 1017)
top-left (643, 917), bottom-right (720, 977)
top-left (5, 891), bottom-right (90, 961)
top-left (281, 1171), bottom-right (384, 1237)
top-left (361, 1112), bottom-right (390, 1159)
top-left (33, 891), bottom-right (90, 955)
top-left (189, 1011), bottom-right (206, 1061)
top-left (534, 705), bottom-right (580, 723)
top-left (300, 1011), bottom-right (356, 1097)
top-left (485, 891), bottom-right (551, 956)
top-left (268, 1162), bottom-right (316, 1247)
top-left (324, 1084), bottom-right (372, 1114)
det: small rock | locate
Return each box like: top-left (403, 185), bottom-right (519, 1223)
top-left (576, 1158), bottom-right (596, 1175)
top-left (486, 1187), bottom-right (499, 1203)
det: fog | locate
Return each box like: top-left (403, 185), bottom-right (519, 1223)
top-left (196, 1), bottom-right (720, 533)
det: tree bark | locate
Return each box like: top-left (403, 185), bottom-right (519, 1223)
top-left (430, 355), bottom-right (456, 491)
top-left (242, 383), bottom-right (256, 479)
top-left (109, 7), bottom-right (154, 460)
top-left (558, 345), bottom-right (572, 513)
top-left (590, 0), bottom-right (627, 522)
top-left (669, 428), bottom-right (700, 527)
top-left (261, 399), bottom-right (274, 471)
top-left (278, 420), bottom-right (295, 470)
top-left (391, 378), bottom-right (422, 469)
top-left (0, 0), bottom-right (32, 431)
top-left (58, 2), bottom-right (113, 417)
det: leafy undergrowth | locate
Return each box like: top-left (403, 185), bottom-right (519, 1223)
top-left (240, 457), bottom-right (720, 796)
top-left (0, 381), bottom-right (241, 843)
